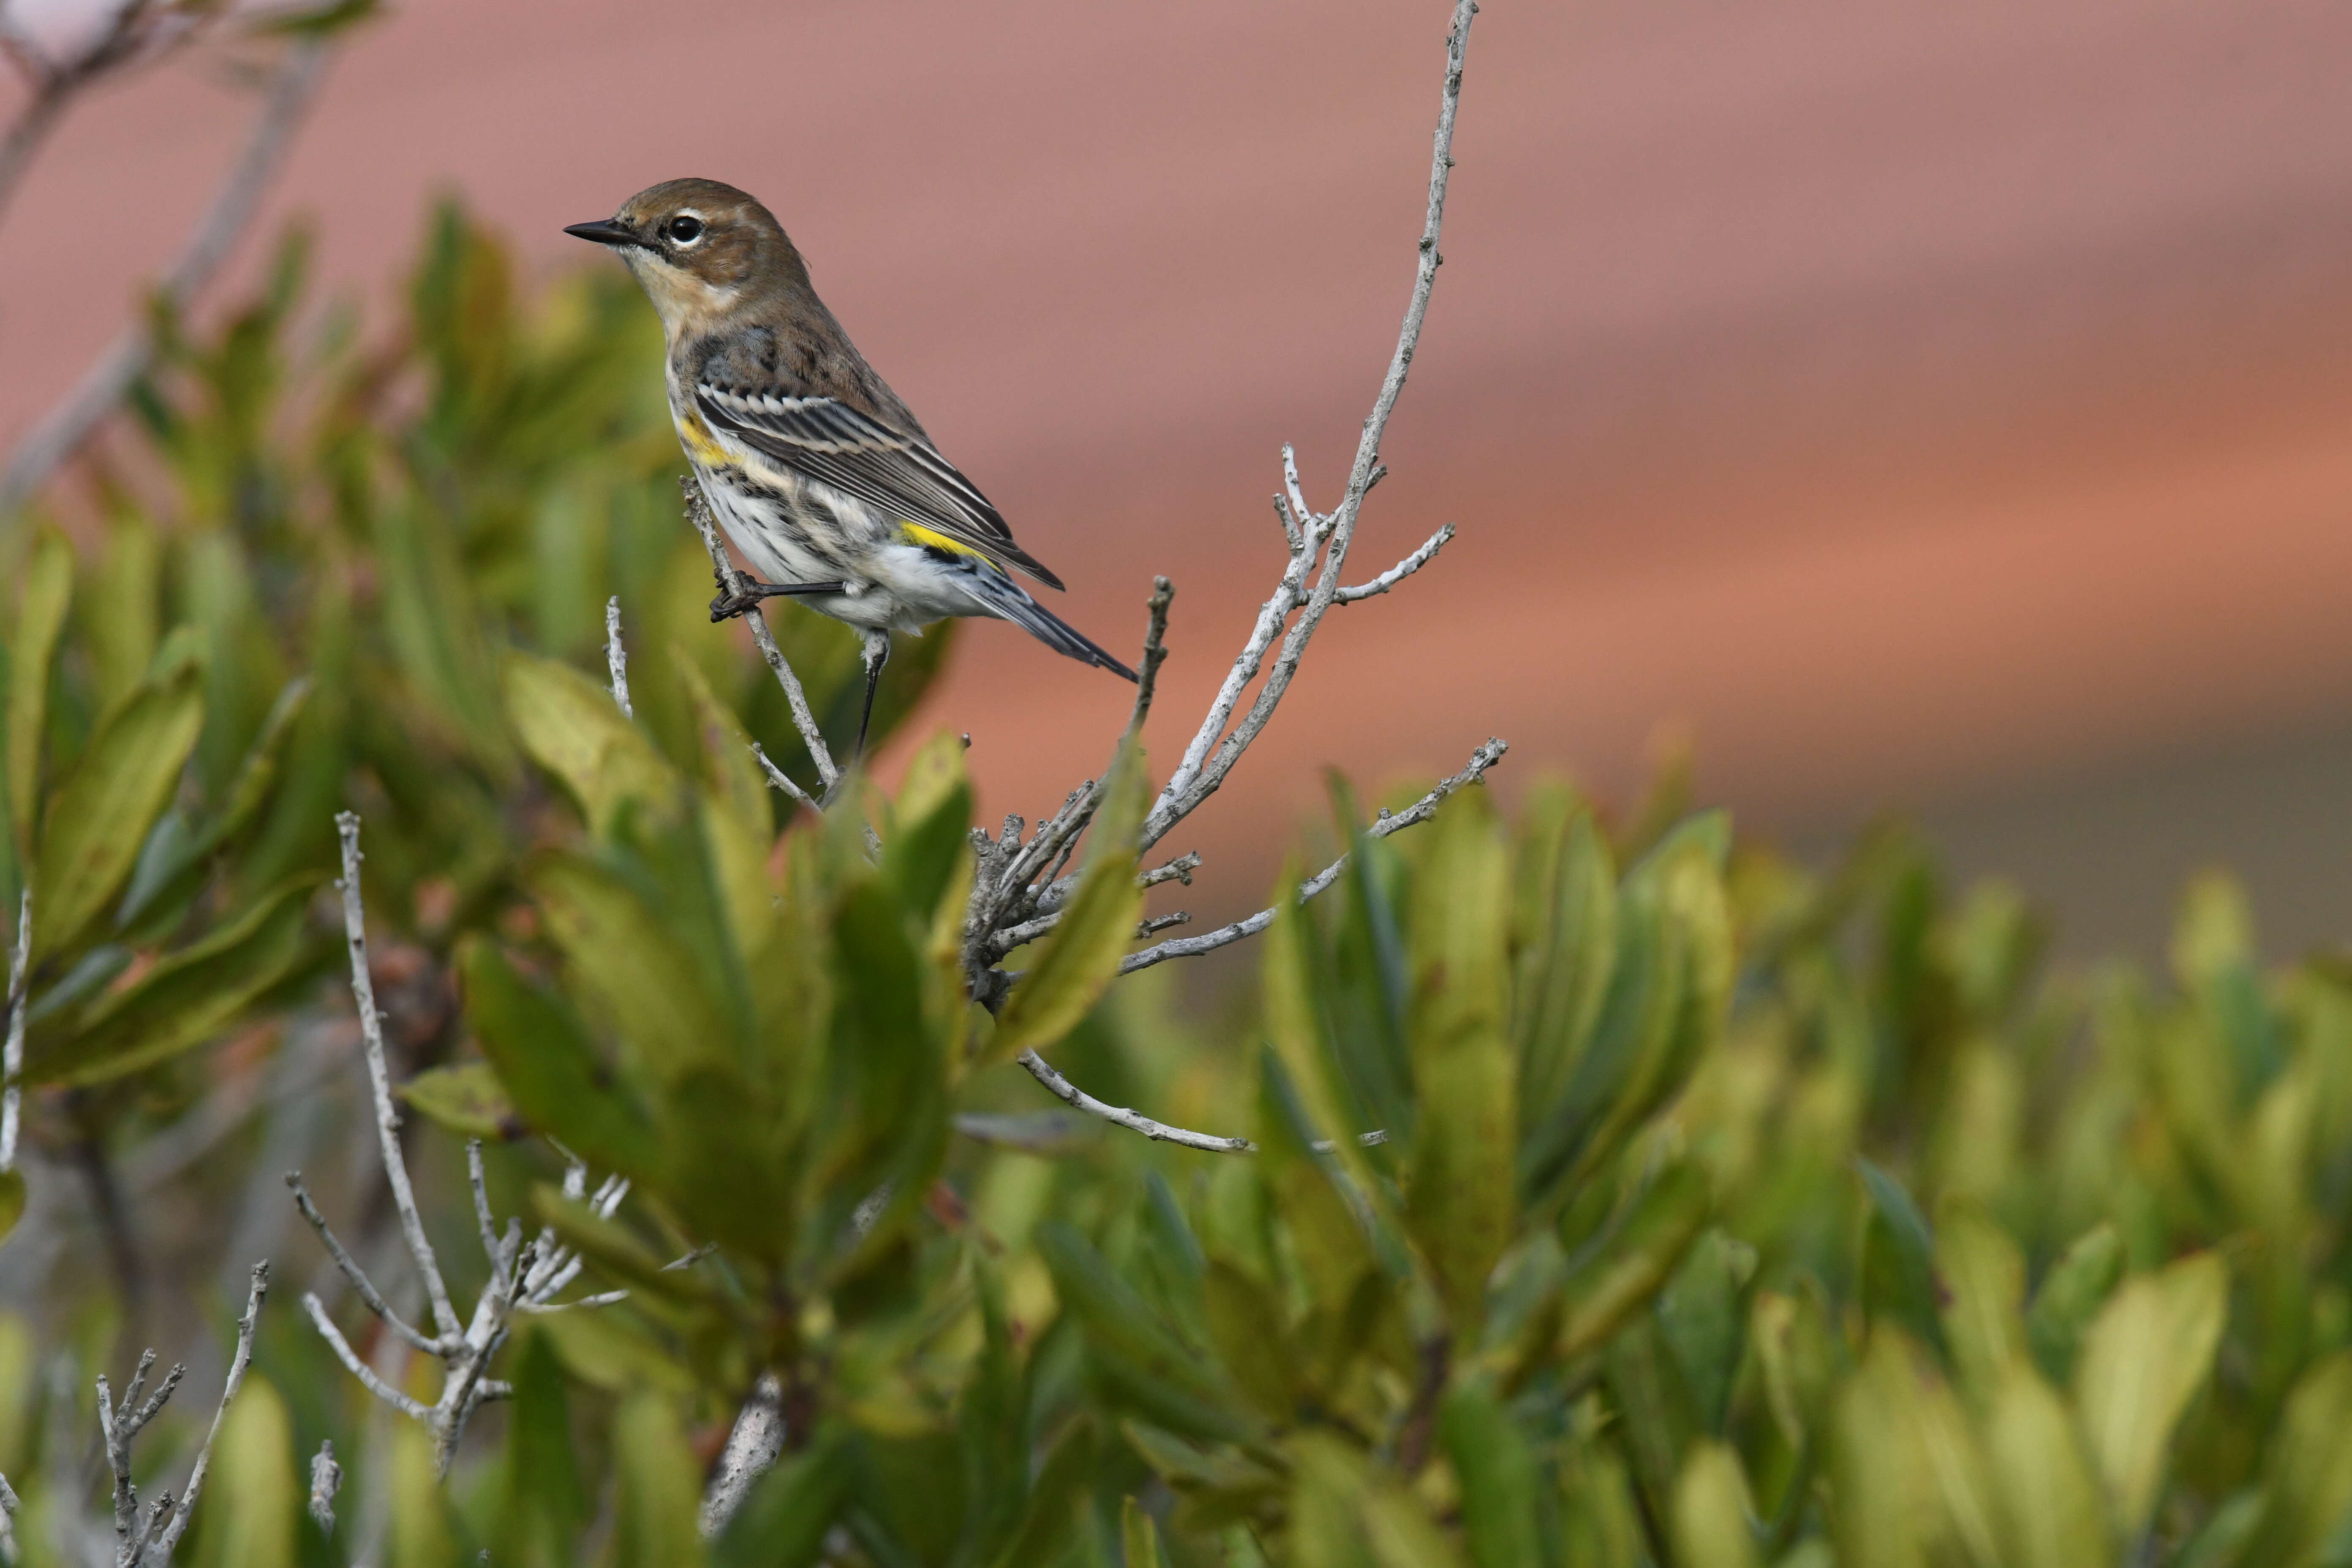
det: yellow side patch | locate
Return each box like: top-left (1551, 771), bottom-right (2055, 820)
top-left (901, 523), bottom-right (987, 560)
top-left (674, 410), bottom-right (732, 466)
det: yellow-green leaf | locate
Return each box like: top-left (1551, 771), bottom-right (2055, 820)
top-left (503, 651), bottom-right (678, 833)
top-left (1121, 1496), bottom-right (1165, 1568)
top-left (30, 657), bottom-right (204, 960)
top-left (1936, 1202), bottom-right (2025, 1404)
top-left (1673, 1442), bottom-right (1761, 1568)
top-left (0, 1169), bottom-right (23, 1245)
top-left (1558, 1160), bottom-right (1711, 1361)
top-left (7, 528), bottom-right (72, 856)
top-left (1405, 789), bottom-right (1516, 1334)
top-left (531, 854), bottom-right (735, 1086)
top-left (398, 1061), bottom-right (520, 1141)
top-left (1984, 1360), bottom-right (2110, 1568)
top-left (986, 742), bottom-right (1147, 1065)
top-left (2073, 1251), bottom-right (2227, 1541)
top-left (24, 877), bottom-right (313, 1087)
top-left (193, 1376), bottom-right (296, 1568)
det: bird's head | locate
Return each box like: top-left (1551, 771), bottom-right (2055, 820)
top-left (564, 178), bottom-right (805, 335)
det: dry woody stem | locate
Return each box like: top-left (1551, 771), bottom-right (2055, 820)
top-left (959, 0), bottom-right (1494, 1154)
top-left (291, 814), bottom-right (629, 1474)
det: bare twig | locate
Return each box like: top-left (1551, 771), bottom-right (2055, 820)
top-left (296, 819), bottom-right (628, 1473)
top-left (1337, 523), bottom-right (1454, 603)
top-left (698, 1373), bottom-right (787, 1538)
top-left (683, 476), bottom-right (840, 790)
top-left (335, 812), bottom-right (461, 1343)
top-left (1, 887), bottom-right (28, 1171)
top-left (604, 596), bottom-right (632, 716)
top-left (85, 1261), bottom-right (269, 1566)
top-left (0, 35), bottom-right (335, 512)
top-left (751, 740), bottom-right (818, 811)
top-left (1119, 739), bottom-right (1505, 976)
top-left (1015, 1051), bottom-right (1254, 1154)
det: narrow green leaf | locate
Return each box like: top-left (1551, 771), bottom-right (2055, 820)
top-left (2235, 1353), bottom-right (2352, 1566)
top-left (987, 742), bottom-right (1148, 1064)
top-left (503, 650), bottom-right (678, 832)
top-left (1036, 1221), bottom-right (1248, 1444)
top-left (985, 1418), bottom-right (1098, 1568)
top-left (1514, 789), bottom-right (1617, 1133)
top-left (396, 1061), bottom-right (520, 1142)
top-left (1441, 1381), bottom-right (1539, 1568)
top-left (0, 1169), bottom-right (23, 1244)
top-left (459, 937), bottom-right (662, 1181)
top-left (1857, 1159), bottom-right (1949, 1361)
top-left (1983, 1359), bottom-right (2110, 1568)
top-left (2073, 1251), bottom-right (2228, 1542)
top-left (30, 658), bottom-right (204, 960)
top-left (7, 529), bottom-right (73, 857)
top-left (2025, 1223), bottom-right (2124, 1387)
top-left (531, 852), bottom-right (736, 1086)
top-left (612, 1389), bottom-right (706, 1568)
top-left (1404, 789), bottom-right (1516, 1335)
top-left (192, 1376), bottom-right (295, 1568)
top-left (1672, 1441), bottom-right (1762, 1568)
top-left (24, 877), bottom-right (313, 1087)
top-left (1936, 1203), bottom-right (2026, 1403)
top-left (498, 1333), bottom-right (589, 1568)
top-left (884, 728), bottom-right (974, 922)
top-left (1558, 1159), bottom-right (1712, 1361)
top-left (1121, 1496), bottom-right (1167, 1568)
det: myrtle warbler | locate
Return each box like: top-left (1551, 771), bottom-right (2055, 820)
top-left (566, 177), bottom-right (1135, 758)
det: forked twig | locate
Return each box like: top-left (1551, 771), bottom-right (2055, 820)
top-left (291, 816), bottom-right (628, 1473)
top-left (952, 0), bottom-right (1495, 1152)
top-left (683, 476), bottom-right (840, 792)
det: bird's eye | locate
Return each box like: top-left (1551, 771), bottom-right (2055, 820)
top-left (665, 215), bottom-right (705, 245)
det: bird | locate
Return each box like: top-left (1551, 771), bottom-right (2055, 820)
top-left (564, 178), bottom-right (1135, 765)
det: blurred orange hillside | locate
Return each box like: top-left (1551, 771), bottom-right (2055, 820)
top-left (9, 0), bottom-right (2352, 954)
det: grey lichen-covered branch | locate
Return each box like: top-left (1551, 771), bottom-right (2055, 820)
top-left (958, 2), bottom-right (1497, 1144)
top-left (684, 475), bottom-right (841, 794)
top-left (288, 815), bottom-right (629, 1474)
top-left (1, 887), bottom-right (29, 1173)
top-left (9, 1259), bottom-right (275, 1568)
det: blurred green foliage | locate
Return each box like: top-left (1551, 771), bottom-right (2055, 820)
top-left (4, 207), bottom-right (2352, 1567)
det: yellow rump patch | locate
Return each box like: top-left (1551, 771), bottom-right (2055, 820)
top-left (673, 410), bottom-right (731, 466)
top-left (901, 523), bottom-right (987, 560)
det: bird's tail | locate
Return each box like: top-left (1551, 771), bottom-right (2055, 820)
top-left (967, 570), bottom-right (1137, 681)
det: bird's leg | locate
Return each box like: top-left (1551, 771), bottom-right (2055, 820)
top-left (854, 632), bottom-right (892, 762)
top-left (709, 579), bottom-right (854, 623)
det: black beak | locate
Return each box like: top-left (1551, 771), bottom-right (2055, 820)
top-left (564, 219), bottom-right (638, 247)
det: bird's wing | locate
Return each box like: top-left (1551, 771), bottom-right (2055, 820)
top-left (694, 385), bottom-right (1064, 590)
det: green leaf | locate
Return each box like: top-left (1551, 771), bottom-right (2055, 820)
top-left (531, 852), bottom-right (736, 1087)
top-left (1983, 1359), bottom-right (2110, 1568)
top-left (884, 729), bottom-right (974, 922)
top-left (497, 1333), bottom-right (589, 1568)
top-left (1657, 1228), bottom-right (1758, 1433)
top-left (7, 528), bottom-right (72, 857)
top-left (1857, 1159), bottom-right (1949, 1362)
top-left (1672, 1441), bottom-right (1762, 1568)
top-left (0, 1169), bottom-right (23, 1245)
top-left (1513, 788), bottom-right (1617, 1134)
top-left (1036, 1221), bottom-right (1248, 1444)
top-left (192, 1375), bottom-right (295, 1568)
top-left (1404, 789), bottom-right (1516, 1334)
top-left (1557, 1159), bottom-right (1712, 1361)
top-left (1442, 1381), bottom-right (1540, 1568)
top-left (1936, 1203), bottom-right (2026, 1403)
top-left (459, 937), bottom-right (662, 1181)
top-left (24, 877), bottom-right (314, 1087)
top-left (397, 1061), bottom-right (520, 1141)
top-left (986, 742), bottom-right (1148, 1065)
top-left (1121, 1496), bottom-right (1167, 1568)
top-left (2072, 1250), bottom-right (2228, 1542)
top-left (2235, 1353), bottom-right (2352, 1566)
top-left (985, 1418), bottom-right (1099, 1568)
top-left (611, 1389), bottom-right (706, 1568)
top-left (503, 650), bottom-right (678, 833)
top-left (2025, 1222), bottom-right (2124, 1388)
top-left (30, 657), bottom-right (205, 960)
top-left (1203, 1258), bottom-right (1301, 1422)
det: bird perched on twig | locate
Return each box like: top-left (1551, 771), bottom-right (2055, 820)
top-left (566, 177), bottom-right (1135, 761)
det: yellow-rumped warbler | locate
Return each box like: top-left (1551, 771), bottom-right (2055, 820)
top-left (565, 177), bottom-right (1134, 758)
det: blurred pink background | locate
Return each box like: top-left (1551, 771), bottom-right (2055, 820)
top-left (10, 0), bottom-right (2352, 953)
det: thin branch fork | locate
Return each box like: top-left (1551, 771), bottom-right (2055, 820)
top-left (87, 1260), bottom-right (270, 1566)
top-left (294, 816), bottom-right (628, 1473)
top-left (683, 476), bottom-right (840, 794)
